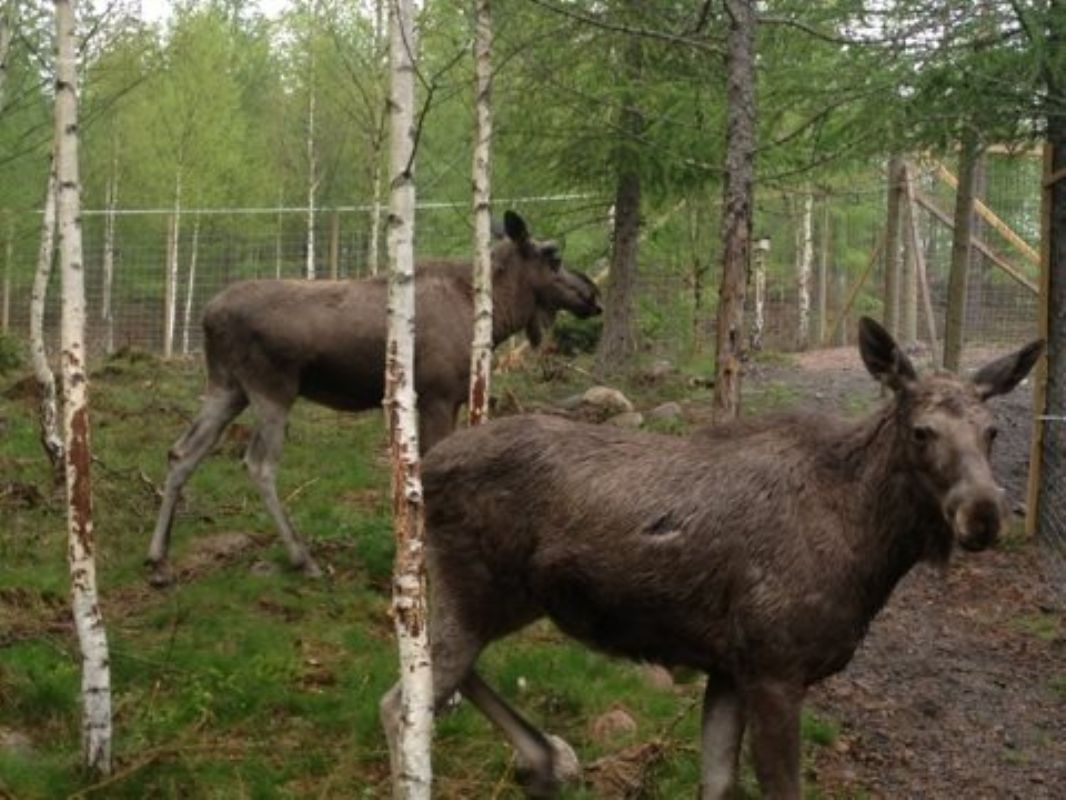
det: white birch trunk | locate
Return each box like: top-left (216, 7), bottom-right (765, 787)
top-left (101, 140), bottom-right (117, 354)
top-left (468, 0), bottom-right (493, 426)
top-left (54, 0), bottom-right (112, 774)
top-left (368, 157), bottom-right (383, 276)
top-left (796, 191), bottom-right (814, 350)
top-left (163, 172), bottom-right (181, 359)
top-left (750, 238), bottom-right (768, 351)
top-left (385, 0), bottom-right (432, 794)
top-left (275, 191), bottom-right (283, 279)
top-left (305, 5), bottom-right (317, 281)
top-left (30, 154), bottom-right (63, 478)
top-left (2, 212), bottom-right (11, 333)
top-left (817, 200), bottom-right (829, 346)
top-left (181, 213), bottom-right (201, 355)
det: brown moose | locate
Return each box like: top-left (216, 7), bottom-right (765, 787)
top-left (380, 317), bottom-right (1042, 799)
top-left (146, 211), bottom-right (601, 585)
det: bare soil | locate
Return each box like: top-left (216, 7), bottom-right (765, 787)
top-left (744, 346), bottom-right (1065, 798)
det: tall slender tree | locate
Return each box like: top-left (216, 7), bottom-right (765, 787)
top-left (713, 0), bottom-right (756, 420)
top-left (384, 0), bottom-right (432, 794)
top-left (468, 0), bottom-right (493, 426)
top-left (943, 130), bottom-right (980, 371)
top-left (54, 0), bottom-right (112, 775)
top-left (30, 152), bottom-right (63, 481)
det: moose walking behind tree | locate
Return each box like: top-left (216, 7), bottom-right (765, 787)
top-left (145, 211), bottom-right (601, 586)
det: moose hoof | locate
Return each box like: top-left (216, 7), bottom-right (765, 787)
top-left (516, 734), bottom-right (581, 798)
top-left (146, 561), bottom-right (174, 589)
top-left (297, 557), bottom-right (323, 579)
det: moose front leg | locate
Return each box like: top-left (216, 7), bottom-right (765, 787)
top-left (700, 674), bottom-right (746, 800)
top-left (745, 680), bottom-right (804, 800)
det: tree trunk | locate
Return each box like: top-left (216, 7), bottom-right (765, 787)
top-left (54, 0), bottom-right (112, 775)
top-left (882, 155), bottom-right (903, 336)
top-left (275, 201), bottom-right (283, 278)
top-left (0, 0), bottom-right (12, 113)
top-left (101, 140), bottom-right (117, 355)
top-left (2, 211), bottom-right (11, 333)
top-left (968, 153), bottom-right (988, 327)
top-left (901, 200), bottom-right (918, 345)
top-left (1035, 4), bottom-right (1066, 546)
top-left (305, 7), bottom-right (317, 282)
top-left (181, 213), bottom-right (201, 356)
top-left (943, 131), bottom-right (980, 371)
top-left (368, 157), bottom-right (384, 276)
top-left (835, 255), bottom-right (848, 346)
top-left (163, 173), bottom-right (181, 359)
top-left (595, 23), bottom-right (643, 374)
top-left (329, 210), bottom-right (340, 279)
top-left (817, 199), bottom-right (829, 346)
top-left (30, 153), bottom-right (63, 482)
top-left (796, 191), bottom-right (814, 349)
top-left (468, 0), bottom-right (493, 426)
top-left (713, 0), bottom-right (756, 420)
top-left (384, 0), bottom-right (432, 794)
top-left (749, 237), bottom-right (768, 351)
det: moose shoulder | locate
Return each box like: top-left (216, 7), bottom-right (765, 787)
top-left (380, 317), bottom-right (1042, 799)
top-left (146, 211), bottom-right (601, 585)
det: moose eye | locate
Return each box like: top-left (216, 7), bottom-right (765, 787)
top-left (912, 425), bottom-right (936, 445)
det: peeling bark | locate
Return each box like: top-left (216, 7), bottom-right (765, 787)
top-left (54, 0), bottom-right (111, 775)
top-left (713, 0), bottom-right (756, 420)
top-left (468, 0), bottom-right (493, 427)
top-left (384, 0), bottom-right (432, 794)
top-left (30, 154), bottom-right (63, 481)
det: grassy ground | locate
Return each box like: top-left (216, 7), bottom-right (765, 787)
top-left (0, 349), bottom-right (844, 798)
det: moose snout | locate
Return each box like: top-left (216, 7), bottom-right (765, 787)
top-left (945, 484), bottom-right (1008, 551)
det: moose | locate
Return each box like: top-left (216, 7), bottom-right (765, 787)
top-left (145, 211), bottom-right (601, 585)
top-left (380, 317), bottom-right (1042, 799)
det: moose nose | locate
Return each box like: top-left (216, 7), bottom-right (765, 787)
top-left (949, 484), bottom-right (1006, 551)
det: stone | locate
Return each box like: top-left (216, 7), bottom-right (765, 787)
top-left (606, 411), bottom-right (644, 429)
top-left (639, 664), bottom-right (675, 691)
top-left (581, 386), bottom-right (634, 416)
top-left (590, 708), bottom-right (638, 743)
top-left (647, 401), bottom-right (683, 422)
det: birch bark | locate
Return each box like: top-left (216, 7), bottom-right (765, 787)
top-left (30, 155), bottom-right (63, 480)
top-left (54, 0), bottom-right (112, 774)
top-left (384, 0), bottom-right (432, 794)
top-left (796, 192), bottom-right (814, 349)
top-left (181, 212), bottom-right (201, 355)
top-left (163, 172), bottom-right (182, 359)
top-left (468, 0), bottom-right (493, 426)
top-left (305, 1), bottom-right (318, 281)
top-left (101, 142), bottom-right (117, 354)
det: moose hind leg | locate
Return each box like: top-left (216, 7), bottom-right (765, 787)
top-left (147, 388), bottom-right (248, 576)
top-left (460, 671), bottom-right (580, 797)
top-left (699, 675), bottom-right (746, 800)
top-left (745, 681), bottom-right (803, 800)
top-left (244, 397), bottom-right (321, 576)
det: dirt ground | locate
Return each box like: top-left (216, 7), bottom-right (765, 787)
top-left (743, 346), bottom-right (1065, 799)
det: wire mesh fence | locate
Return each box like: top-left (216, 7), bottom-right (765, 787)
top-left (1038, 417), bottom-right (1066, 597)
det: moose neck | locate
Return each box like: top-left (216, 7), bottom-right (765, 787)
top-left (836, 403), bottom-right (952, 620)
top-left (490, 263), bottom-right (538, 346)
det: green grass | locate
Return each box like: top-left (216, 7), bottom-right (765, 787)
top-left (1011, 612), bottom-right (1062, 643)
top-left (1, 353), bottom-right (845, 798)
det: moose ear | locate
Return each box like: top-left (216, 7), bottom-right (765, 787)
top-left (503, 210), bottom-right (530, 245)
top-left (972, 339), bottom-right (1044, 400)
top-left (858, 316), bottom-right (917, 392)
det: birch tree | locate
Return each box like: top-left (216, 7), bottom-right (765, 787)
top-left (713, 0), bottom-right (756, 420)
top-left (305, 0), bottom-right (318, 281)
top-left (468, 0), bottom-right (492, 426)
top-left (384, 0), bottom-right (432, 793)
top-left (181, 211), bottom-right (201, 355)
top-left (163, 174), bottom-right (181, 359)
top-left (54, 0), bottom-right (112, 775)
top-left (30, 154), bottom-right (63, 481)
top-left (101, 140), bottom-right (117, 354)
top-left (795, 192), bottom-right (814, 350)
